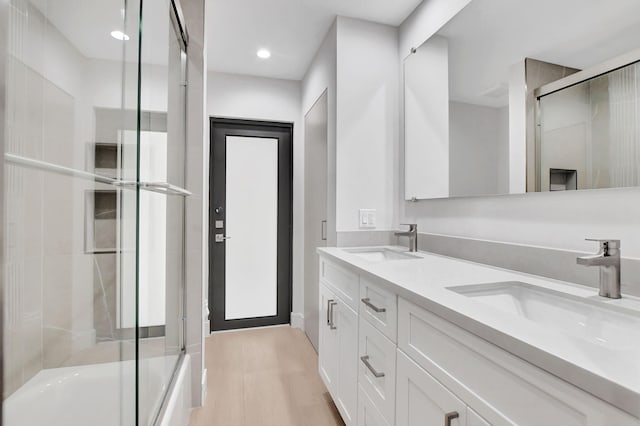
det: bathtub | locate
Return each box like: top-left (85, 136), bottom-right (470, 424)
top-left (4, 354), bottom-right (188, 425)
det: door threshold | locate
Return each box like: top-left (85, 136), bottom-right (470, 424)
top-left (210, 323), bottom-right (290, 335)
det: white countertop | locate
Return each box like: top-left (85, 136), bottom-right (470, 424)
top-left (317, 246), bottom-right (640, 417)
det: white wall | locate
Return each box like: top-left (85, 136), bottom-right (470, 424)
top-left (449, 101), bottom-right (508, 197)
top-left (508, 60), bottom-right (527, 193)
top-left (398, 0), bottom-right (472, 60)
top-left (399, 0), bottom-right (640, 260)
top-left (207, 71), bottom-right (305, 320)
top-left (302, 22), bottom-right (338, 249)
top-left (336, 16), bottom-right (399, 231)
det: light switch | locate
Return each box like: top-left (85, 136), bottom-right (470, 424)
top-left (359, 209), bottom-right (376, 229)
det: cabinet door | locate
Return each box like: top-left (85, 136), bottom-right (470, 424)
top-left (319, 284), bottom-right (338, 395)
top-left (334, 299), bottom-right (359, 425)
top-left (358, 386), bottom-right (391, 426)
top-left (467, 408), bottom-right (491, 426)
top-left (396, 350), bottom-right (466, 426)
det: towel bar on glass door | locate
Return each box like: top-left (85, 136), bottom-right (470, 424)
top-left (139, 181), bottom-right (192, 196)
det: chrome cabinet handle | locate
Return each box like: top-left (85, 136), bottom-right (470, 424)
top-left (361, 298), bottom-right (386, 313)
top-left (444, 411), bottom-right (459, 426)
top-left (321, 220), bottom-right (327, 241)
top-left (326, 299), bottom-right (334, 325)
top-left (360, 355), bottom-right (385, 378)
top-left (329, 301), bottom-right (338, 330)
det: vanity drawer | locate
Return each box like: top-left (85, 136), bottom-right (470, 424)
top-left (358, 385), bottom-right (390, 426)
top-left (359, 276), bottom-right (397, 342)
top-left (397, 297), bottom-right (638, 426)
top-left (320, 257), bottom-right (360, 312)
top-left (358, 317), bottom-right (396, 425)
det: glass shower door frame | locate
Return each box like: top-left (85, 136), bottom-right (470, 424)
top-left (135, 0), bottom-right (190, 423)
top-left (0, 0), bottom-right (8, 422)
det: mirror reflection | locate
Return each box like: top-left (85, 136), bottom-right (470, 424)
top-left (536, 57), bottom-right (640, 191)
top-left (404, 0), bottom-right (640, 200)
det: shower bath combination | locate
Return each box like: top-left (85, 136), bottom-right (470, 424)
top-left (1, 0), bottom-right (191, 424)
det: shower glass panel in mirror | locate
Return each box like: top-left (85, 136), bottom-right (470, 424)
top-left (1, 0), bottom-right (188, 424)
top-left (403, 0), bottom-right (640, 200)
top-left (536, 57), bottom-right (640, 192)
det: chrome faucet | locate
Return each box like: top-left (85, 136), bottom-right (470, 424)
top-left (395, 224), bottom-right (418, 252)
top-left (576, 239), bottom-right (621, 299)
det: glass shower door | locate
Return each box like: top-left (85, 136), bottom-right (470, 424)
top-left (1, 0), bottom-right (189, 424)
top-left (135, 0), bottom-right (188, 423)
top-left (2, 0), bottom-right (139, 424)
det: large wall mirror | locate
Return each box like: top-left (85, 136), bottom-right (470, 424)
top-left (404, 0), bottom-right (640, 200)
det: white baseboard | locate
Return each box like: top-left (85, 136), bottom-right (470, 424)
top-left (201, 368), bottom-right (207, 404)
top-left (290, 312), bottom-right (304, 330)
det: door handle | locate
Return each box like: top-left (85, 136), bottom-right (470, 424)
top-left (214, 234), bottom-right (231, 243)
top-left (360, 355), bottom-right (385, 378)
top-left (444, 411), bottom-right (459, 426)
top-left (329, 301), bottom-right (338, 330)
top-left (321, 220), bottom-right (327, 241)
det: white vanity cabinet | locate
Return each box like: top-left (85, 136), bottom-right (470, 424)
top-left (397, 298), bottom-right (639, 426)
top-left (319, 257), bottom-right (360, 425)
top-left (318, 252), bottom-right (639, 426)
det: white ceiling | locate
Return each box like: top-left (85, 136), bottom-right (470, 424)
top-left (206, 0), bottom-right (424, 80)
top-left (34, 0), bottom-right (171, 65)
top-left (436, 0), bottom-right (640, 108)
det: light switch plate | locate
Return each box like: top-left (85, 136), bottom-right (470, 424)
top-left (359, 209), bottom-right (376, 229)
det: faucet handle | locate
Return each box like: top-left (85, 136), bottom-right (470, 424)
top-left (400, 223), bottom-right (417, 228)
top-left (585, 238), bottom-right (620, 254)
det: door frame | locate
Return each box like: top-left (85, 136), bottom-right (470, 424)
top-left (209, 117), bottom-right (293, 332)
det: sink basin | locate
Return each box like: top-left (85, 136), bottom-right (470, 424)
top-left (343, 248), bottom-right (420, 262)
top-left (448, 281), bottom-right (640, 350)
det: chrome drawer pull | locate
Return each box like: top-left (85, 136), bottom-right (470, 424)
top-left (445, 411), bottom-right (459, 426)
top-left (361, 298), bottom-right (386, 313)
top-left (326, 299), bottom-right (334, 325)
top-left (329, 301), bottom-right (338, 330)
top-left (360, 355), bottom-right (385, 378)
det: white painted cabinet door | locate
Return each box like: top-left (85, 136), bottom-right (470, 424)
top-left (467, 408), bottom-right (491, 426)
top-left (319, 284), bottom-right (338, 395)
top-left (396, 350), bottom-right (467, 426)
top-left (359, 386), bottom-right (391, 426)
top-left (334, 299), bottom-right (359, 426)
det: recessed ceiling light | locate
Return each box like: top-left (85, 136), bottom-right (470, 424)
top-left (110, 30), bottom-right (130, 41)
top-left (257, 49), bottom-right (271, 59)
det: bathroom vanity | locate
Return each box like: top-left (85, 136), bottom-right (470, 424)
top-left (317, 247), bottom-right (640, 426)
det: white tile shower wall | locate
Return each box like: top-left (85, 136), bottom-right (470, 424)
top-left (4, 0), bottom-right (104, 396)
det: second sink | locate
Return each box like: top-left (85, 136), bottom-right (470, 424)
top-left (343, 247), bottom-right (420, 262)
top-left (447, 281), bottom-right (640, 351)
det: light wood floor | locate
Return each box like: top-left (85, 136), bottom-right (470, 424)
top-left (189, 326), bottom-right (345, 426)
